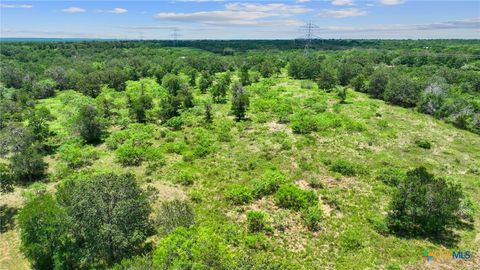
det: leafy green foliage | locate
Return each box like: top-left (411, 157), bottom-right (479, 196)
top-left (302, 206), bottom-right (323, 231)
top-left (58, 141), bottom-right (98, 169)
top-left (415, 139), bottom-right (432, 149)
top-left (377, 168), bottom-right (406, 187)
top-left (75, 104), bottom-right (104, 143)
top-left (153, 227), bottom-right (233, 270)
top-left (225, 185), bottom-right (253, 205)
top-left (231, 81), bottom-right (249, 121)
top-left (156, 199), bottom-right (195, 236)
top-left (387, 167), bottom-right (467, 236)
top-left (0, 163), bottom-right (13, 193)
top-left (18, 194), bottom-right (75, 270)
top-left (246, 211), bottom-right (271, 233)
top-left (251, 170), bottom-right (288, 198)
top-left (274, 184), bottom-right (317, 210)
top-left (10, 146), bottom-right (46, 183)
top-left (330, 160), bottom-right (360, 176)
top-left (57, 173), bottom-right (153, 267)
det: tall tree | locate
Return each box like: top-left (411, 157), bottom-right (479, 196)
top-left (18, 194), bottom-right (76, 270)
top-left (57, 173), bottom-right (153, 267)
top-left (231, 81), bottom-right (249, 121)
top-left (76, 104), bottom-right (104, 143)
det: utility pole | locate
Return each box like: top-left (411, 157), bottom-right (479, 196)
top-left (299, 21), bottom-right (319, 56)
top-left (169, 28), bottom-right (182, 47)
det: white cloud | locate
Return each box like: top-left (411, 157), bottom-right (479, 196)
top-left (155, 2), bottom-right (310, 26)
top-left (320, 8), bottom-right (367, 18)
top-left (62, 7), bottom-right (85, 13)
top-left (296, 0), bottom-right (311, 3)
top-left (102, 8), bottom-right (128, 14)
top-left (0, 4), bottom-right (33, 9)
top-left (332, 0), bottom-right (354, 6)
top-left (379, 0), bottom-right (406, 5)
top-left (155, 11), bottom-right (272, 22)
top-left (317, 17), bottom-right (480, 33)
top-left (225, 3), bottom-right (312, 15)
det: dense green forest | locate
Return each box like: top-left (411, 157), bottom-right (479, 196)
top-left (1, 40), bottom-right (479, 269)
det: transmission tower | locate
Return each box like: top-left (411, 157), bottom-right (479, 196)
top-left (169, 28), bottom-right (182, 47)
top-left (299, 21), bottom-right (319, 56)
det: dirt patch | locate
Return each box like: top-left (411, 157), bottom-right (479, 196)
top-left (267, 121), bottom-right (292, 135)
top-left (146, 181), bottom-right (186, 203)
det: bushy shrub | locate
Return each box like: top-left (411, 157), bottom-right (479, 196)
top-left (274, 184), bottom-right (317, 210)
top-left (377, 168), bottom-right (406, 187)
top-left (165, 116), bottom-right (183, 130)
top-left (302, 206), bottom-right (323, 231)
top-left (0, 163), bottom-right (13, 194)
top-left (290, 112), bottom-right (318, 134)
top-left (251, 170), bottom-right (287, 198)
top-left (246, 211), bottom-right (271, 233)
top-left (415, 139), bottom-right (432, 149)
top-left (58, 141), bottom-right (98, 169)
top-left (156, 199), bottom-right (195, 236)
top-left (387, 167), bottom-right (467, 236)
top-left (110, 256), bottom-right (153, 270)
top-left (175, 171), bottom-right (195, 186)
top-left (330, 160), bottom-right (358, 176)
top-left (116, 142), bottom-right (144, 166)
top-left (153, 227), bottom-right (233, 270)
top-left (10, 146), bottom-right (47, 183)
top-left (225, 185), bottom-right (253, 205)
top-left (384, 74), bottom-right (421, 107)
top-left (340, 228), bottom-right (363, 250)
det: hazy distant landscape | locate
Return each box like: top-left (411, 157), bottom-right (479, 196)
top-left (1, 1), bottom-right (479, 270)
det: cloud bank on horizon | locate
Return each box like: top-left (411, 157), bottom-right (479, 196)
top-left (1, 0), bottom-right (479, 39)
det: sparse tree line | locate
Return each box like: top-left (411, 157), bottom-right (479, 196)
top-left (287, 53), bottom-right (479, 134)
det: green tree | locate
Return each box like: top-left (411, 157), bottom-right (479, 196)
top-left (384, 73), bottom-right (421, 107)
top-left (76, 104), bottom-right (104, 143)
top-left (387, 167), bottom-right (467, 236)
top-left (211, 79), bottom-right (228, 103)
top-left (367, 67), bottom-right (389, 98)
top-left (316, 66), bottom-right (337, 91)
top-left (240, 66), bottom-right (250, 86)
top-left (336, 86), bottom-right (347, 103)
top-left (32, 79), bottom-right (56, 99)
top-left (18, 194), bottom-right (76, 270)
top-left (10, 146), bottom-right (46, 183)
top-left (131, 94), bottom-right (153, 123)
top-left (231, 81), bottom-right (249, 121)
top-left (27, 107), bottom-right (53, 143)
top-left (57, 173), bottom-right (153, 267)
top-left (198, 72), bottom-right (213, 94)
top-left (204, 103), bottom-right (213, 124)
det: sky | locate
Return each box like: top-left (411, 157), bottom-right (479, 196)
top-left (1, 0), bottom-right (479, 39)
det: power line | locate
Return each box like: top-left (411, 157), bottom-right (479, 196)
top-left (169, 28), bottom-right (182, 47)
top-left (299, 21), bottom-right (319, 56)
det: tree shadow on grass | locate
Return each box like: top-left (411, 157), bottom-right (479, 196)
top-left (393, 220), bottom-right (475, 248)
top-left (0, 204), bottom-right (18, 233)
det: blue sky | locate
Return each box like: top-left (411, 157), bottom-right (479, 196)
top-left (1, 1), bottom-right (479, 39)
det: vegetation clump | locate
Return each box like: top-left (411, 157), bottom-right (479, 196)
top-left (387, 167), bottom-right (469, 236)
top-left (274, 184), bottom-right (317, 211)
